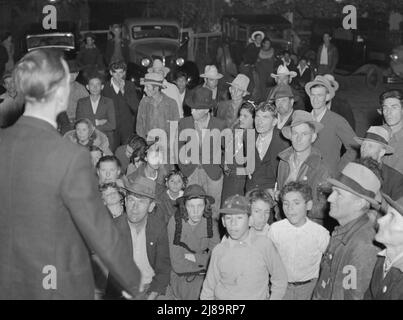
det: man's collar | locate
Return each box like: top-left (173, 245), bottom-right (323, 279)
top-left (378, 250), bottom-right (403, 272)
top-left (225, 229), bottom-right (253, 248)
top-left (21, 113), bottom-right (57, 129)
top-left (333, 214), bottom-right (371, 245)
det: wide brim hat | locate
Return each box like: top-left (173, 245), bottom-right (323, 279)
top-left (200, 65), bottom-right (223, 80)
top-left (281, 110), bottom-right (324, 140)
top-left (140, 72), bottom-right (167, 88)
top-left (251, 31), bottom-right (265, 40)
top-left (219, 194), bottom-right (249, 215)
top-left (226, 74), bottom-right (250, 94)
top-left (271, 65), bottom-right (297, 79)
top-left (305, 75), bottom-right (335, 101)
top-left (122, 174), bottom-right (158, 201)
top-left (185, 86), bottom-right (213, 110)
top-left (323, 74), bottom-right (340, 92)
top-left (354, 126), bottom-right (394, 155)
top-left (327, 162), bottom-right (382, 206)
top-left (148, 59), bottom-right (170, 77)
top-left (178, 184), bottom-right (215, 204)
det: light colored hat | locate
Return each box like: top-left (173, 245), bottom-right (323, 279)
top-left (271, 65), bottom-right (297, 79)
top-left (323, 74), bottom-right (339, 92)
top-left (147, 59), bottom-right (170, 77)
top-left (226, 74), bottom-right (250, 94)
top-left (328, 162), bottom-right (382, 206)
top-left (140, 72), bottom-right (166, 88)
top-left (200, 65), bottom-right (223, 80)
top-left (305, 75), bottom-right (336, 101)
top-left (282, 110), bottom-right (324, 140)
top-left (354, 126), bottom-right (394, 154)
top-left (251, 31), bottom-right (265, 40)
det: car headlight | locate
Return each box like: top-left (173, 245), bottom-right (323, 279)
top-left (391, 54), bottom-right (399, 61)
top-left (176, 58), bottom-right (185, 66)
top-left (141, 58), bottom-right (151, 67)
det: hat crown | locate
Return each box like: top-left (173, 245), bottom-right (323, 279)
top-left (291, 110), bottom-right (316, 125)
top-left (187, 87), bottom-right (213, 109)
top-left (340, 163), bottom-right (381, 197)
top-left (231, 74), bottom-right (250, 91)
top-left (365, 126), bottom-right (391, 143)
top-left (144, 72), bottom-right (164, 82)
top-left (124, 175), bottom-right (156, 198)
top-left (271, 83), bottom-right (294, 100)
top-left (151, 59), bottom-right (164, 69)
top-left (204, 65), bottom-right (218, 75)
top-left (276, 65), bottom-right (291, 75)
top-left (183, 184), bottom-right (208, 199)
top-left (221, 195), bottom-right (249, 213)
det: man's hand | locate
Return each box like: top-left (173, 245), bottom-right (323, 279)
top-left (147, 291), bottom-right (159, 300)
top-left (266, 188), bottom-right (280, 201)
top-left (95, 119), bottom-right (107, 126)
top-left (184, 253), bottom-right (196, 263)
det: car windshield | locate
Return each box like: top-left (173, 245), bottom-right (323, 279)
top-left (131, 25), bottom-right (179, 40)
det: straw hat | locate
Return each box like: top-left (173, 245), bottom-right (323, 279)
top-left (271, 65), bottom-right (297, 79)
top-left (282, 110), bottom-right (324, 140)
top-left (328, 162), bottom-right (382, 206)
top-left (354, 126), bottom-right (394, 154)
top-left (200, 65), bottom-right (223, 80)
top-left (140, 72), bottom-right (166, 88)
top-left (323, 74), bottom-right (340, 92)
top-left (226, 74), bottom-right (250, 94)
top-left (147, 59), bottom-right (170, 78)
top-left (251, 31), bottom-right (265, 40)
top-left (305, 75), bottom-right (335, 101)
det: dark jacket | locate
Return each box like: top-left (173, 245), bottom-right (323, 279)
top-left (364, 254), bottom-right (403, 300)
top-left (277, 147), bottom-right (332, 224)
top-left (330, 96), bottom-right (356, 131)
top-left (245, 128), bottom-right (289, 191)
top-left (317, 43), bottom-right (339, 72)
top-left (312, 214), bottom-right (380, 300)
top-left (381, 163), bottom-right (403, 204)
top-left (178, 115), bottom-right (226, 181)
top-left (105, 212), bottom-right (171, 299)
top-left (0, 116), bottom-right (140, 299)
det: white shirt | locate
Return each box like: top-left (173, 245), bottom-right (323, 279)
top-left (268, 218), bottom-right (329, 282)
top-left (179, 90), bottom-right (186, 107)
top-left (311, 108), bottom-right (327, 123)
top-left (277, 111), bottom-right (293, 130)
top-left (90, 96), bottom-right (100, 115)
top-left (256, 130), bottom-right (273, 160)
top-left (253, 224), bottom-right (270, 238)
top-left (162, 80), bottom-right (183, 118)
top-left (297, 65), bottom-right (309, 77)
top-left (128, 222), bottom-right (155, 292)
top-left (111, 79), bottom-right (122, 95)
top-left (319, 45), bottom-right (328, 65)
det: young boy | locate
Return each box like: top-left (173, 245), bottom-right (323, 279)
top-left (247, 188), bottom-right (275, 236)
top-left (268, 181), bottom-right (330, 300)
top-left (200, 195), bottom-right (287, 300)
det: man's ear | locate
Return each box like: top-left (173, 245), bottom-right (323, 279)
top-left (325, 93), bottom-right (331, 102)
top-left (311, 132), bottom-right (318, 143)
top-left (101, 84), bottom-right (104, 90)
top-left (306, 200), bottom-right (313, 211)
top-left (221, 217), bottom-right (226, 228)
top-left (86, 85), bottom-right (89, 91)
top-left (148, 201), bottom-right (156, 213)
top-left (273, 117), bottom-right (278, 126)
top-left (380, 148), bottom-right (386, 159)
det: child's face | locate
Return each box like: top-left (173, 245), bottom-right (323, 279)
top-left (167, 174), bottom-right (184, 194)
top-left (250, 200), bottom-right (271, 231)
top-left (222, 213), bottom-right (250, 241)
top-left (76, 123), bottom-right (90, 142)
top-left (282, 191), bottom-right (312, 227)
top-left (186, 198), bottom-right (205, 225)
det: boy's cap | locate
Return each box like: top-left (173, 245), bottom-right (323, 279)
top-left (220, 195), bottom-right (249, 215)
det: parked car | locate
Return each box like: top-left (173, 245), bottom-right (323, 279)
top-left (122, 18), bottom-right (200, 89)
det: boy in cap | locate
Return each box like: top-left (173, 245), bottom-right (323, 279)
top-left (268, 181), bottom-right (330, 300)
top-left (200, 194), bottom-right (287, 300)
top-left (312, 160), bottom-right (382, 300)
top-left (76, 71), bottom-right (116, 149)
top-left (365, 193), bottom-right (403, 300)
top-left (276, 110), bottom-right (332, 227)
top-left (356, 126), bottom-right (403, 204)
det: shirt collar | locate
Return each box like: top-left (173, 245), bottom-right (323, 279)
top-left (194, 113), bottom-right (210, 128)
top-left (332, 214), bottom-right (371, 245)
top-left (311, 108), bottom-right (327, 122)
top-left (378, 250), bottom-right (403, 272)
top-left (223, 229), bottom-right (253, 248)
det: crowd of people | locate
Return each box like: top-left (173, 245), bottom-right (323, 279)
top-left (1, 27), bottom-right (403, 301)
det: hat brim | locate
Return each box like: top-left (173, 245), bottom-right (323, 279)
top-left (251, 31), bottom-right (265, 40)
top-left (200, 73), bottom-right (223, 80)
top-left (327, 177), bottom-right (380, 207)
top-left (219, 208), bottom-right (248, 215)
top-left (226, 82), bottom-right (250, 95)
top-left (178, 194), bottom-right (215, 204)
top-left (282, 121), bottom-right (324, 140)
top-left (381, 192), bottom-right (403, 216)
top-left (271, 71), bottom-right (297, 79)
top-left (305, 80), bottom-right (335, 101)
top-left (354, 137), bottom-right (394, 154)
top-left (140, 78), bottom-right (167, 88)
top-left (148, 67), bottom-right (170, 77)
top-left (184, 96), bottom-right (213, 110)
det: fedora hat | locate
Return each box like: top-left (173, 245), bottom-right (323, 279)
top-left (226, 74), bottom-right (250, 94)
top-left (140, 72), bottom-right (166, 88)
top-left (305, 75), bottom-right (335, 101)
top-left (123, 174), bottom-right (157, 200)
top-left (271, 65), bottom-right (297, 79)
top-left (200, 65), bottom-right (223, 80)
top-left (148, 59), bottom-right (170, 77)
top-left (269, 83), bottom-right (294, 100)
top-left (179, 184), bottom-right (215, 204)
top-left (251, 30), bottom-right (265, 40)
top-left (323, 74), bottom-right (339, 92)
top-left (185, 86), bottom-right (213, 110)
top-left (219, 194), bottom-right (249, 215)
top-left (328, 162), bottom-right (382, 206)
top-left (354, 126), bottom-right (394, 154)
top-left (282, 110), bottom-right (324, 140)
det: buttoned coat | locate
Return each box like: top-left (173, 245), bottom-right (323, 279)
top-left (0, 116), bottom-right (140, 299)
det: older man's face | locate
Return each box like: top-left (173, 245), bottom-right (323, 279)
top-left (360, 140), bottom-right (385, 162)
top-left (310, 86), bottom-right (329, 109)
top-left (375, 205), bottom-right (403, 247)
top-left (328, 186), bottom-right (361, 225)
